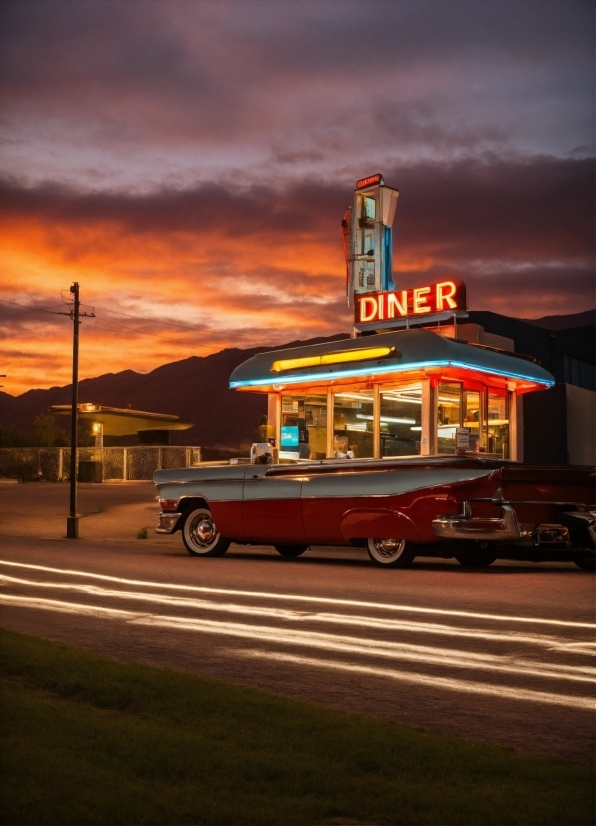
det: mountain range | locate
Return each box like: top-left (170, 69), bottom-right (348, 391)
top-left (0, 334), bottom-right (347, 450)
top-left (518, 309), bottom-right (595, 330)
top-left (1, 310), bottom-right (593, 450)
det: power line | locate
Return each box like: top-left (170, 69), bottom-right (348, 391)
top-left (80, 302), bottom-right (208, 332)
top-left (86, 319), bottom-right (193, 346)
top-left (0, 295), bottom-right (257, 341)
top-left (0, 298), bottom-right (67, 317)
top-left (86, 315), bottom-right (199, 343)
top-left (0, 308), bottom-right (68, 320)
top-left (81, 302), bottom-right (257, 339)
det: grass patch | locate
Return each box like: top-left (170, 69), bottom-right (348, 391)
top-left (0, 627), bottom-right (593, 825)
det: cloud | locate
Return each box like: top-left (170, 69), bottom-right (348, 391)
top-left (0, 0), bottom-right (593, 189)
top-left (0, 1), bottom-right (593, 393)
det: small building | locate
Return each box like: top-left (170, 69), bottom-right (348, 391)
top-left (51, 403), bottom-right (193, 445)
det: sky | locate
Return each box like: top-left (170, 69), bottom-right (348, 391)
top-left (0, 0), bottom-right (594, 395)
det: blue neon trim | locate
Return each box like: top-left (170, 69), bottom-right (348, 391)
top-left (229, 359), bottom-right (555, 389)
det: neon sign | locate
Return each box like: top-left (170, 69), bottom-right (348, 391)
top-left (356, 173), bottom-right (384, 189)
top-left (355, 280), bottom-right (466, 325)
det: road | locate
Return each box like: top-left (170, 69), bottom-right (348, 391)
top-left (1, 486), bottom-right (594, 762)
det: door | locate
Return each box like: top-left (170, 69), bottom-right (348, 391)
top-left (243, 469), bottom-right (307, 544)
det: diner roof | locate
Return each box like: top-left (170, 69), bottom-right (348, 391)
top-left (51, 404), bottom-right (193, 437)
top-left (229, 328), bottom-right (555, 393)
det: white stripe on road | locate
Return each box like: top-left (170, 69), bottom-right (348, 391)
top-left (2, 572), bottom-right (595, 656)
top-left (1, 559), bottom-right (594, 629)
top-left (1, 593), bottom-right (594, 689)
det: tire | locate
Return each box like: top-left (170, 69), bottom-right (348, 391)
top-left (367, 538), bottom-right (416, 568)
top-left (181, 507), bottom-right (230, 557)
top-left (454, 547), bottom-right (497, 567)
top-left (274, 544), bottom-right (309, 557)
top-left (573, 553), bottom-right (596, 571)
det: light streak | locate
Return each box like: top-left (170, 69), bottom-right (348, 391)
top-left (236, 650), bottom-right (596, 712)
top-left (0, 593), bottom-right (594, 688)
top-left (1, 572), bottom-right (594, 655)
top-left (0, 559), bottom-right (593, 629)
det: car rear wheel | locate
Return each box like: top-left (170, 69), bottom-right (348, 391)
top-left (573, 553), bottom-right (596, 571)
top-left (274, 544), bottom-right (309, 557)
top-left (454, 547), bottom-right (497, 567)
top-left (367, 538), bottom-right (416, 568)
top-left (182, 507), bottom-right (230, 557)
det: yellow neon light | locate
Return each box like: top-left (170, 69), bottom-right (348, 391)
top-left (271, 346), bottom-right (394, 373)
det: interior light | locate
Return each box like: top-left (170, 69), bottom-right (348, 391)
top-left (272, 346), bottom-right (395, 373)
top-left (381, 394), bottom-right (422, 405)
top-left (335, 393), bottom-right (374, 401)
top-left (356, 414), bottom-right (416, 424)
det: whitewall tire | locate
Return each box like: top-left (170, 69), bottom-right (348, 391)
top-left (182, 507), bottom-right (230, 557)
top-left (367, 537), bottom-right (416, 568)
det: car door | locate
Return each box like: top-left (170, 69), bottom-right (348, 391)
top-left (243, 467), bottom-right (307, 544)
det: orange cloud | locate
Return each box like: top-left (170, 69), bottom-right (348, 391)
top-left (1, 158), bottom-right (593, 396)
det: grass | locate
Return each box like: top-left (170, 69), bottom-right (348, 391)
top-left (0, 627), bottom-right (593, 825)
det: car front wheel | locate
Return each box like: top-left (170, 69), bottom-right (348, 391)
top-left (182, 507), bottom-right (230, 557)
top-left (367, 538), bottom-right (416, 568)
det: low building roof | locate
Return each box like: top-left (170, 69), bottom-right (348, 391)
top-left (229, 328), bottom-right (554, 394)
top-left (51, 404), bottom-right (193, 437)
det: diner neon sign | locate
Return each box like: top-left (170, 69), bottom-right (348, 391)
top-left (356, 173), bottom-right (384, 189)
top-left (355, 280), bottom-right (466, 325)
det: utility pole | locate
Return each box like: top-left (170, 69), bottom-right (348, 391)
top-left (61, 284), bottom-right (95, 539)
top-left (66, 282), bottom-right (80, 539)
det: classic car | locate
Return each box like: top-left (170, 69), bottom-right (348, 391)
top-left (154, 456), bottom-right (596, 569)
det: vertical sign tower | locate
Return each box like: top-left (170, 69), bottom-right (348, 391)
top-left (344, 173), bottom-right (400, 308)
top-left (344, 173), bottom-right (467, 331)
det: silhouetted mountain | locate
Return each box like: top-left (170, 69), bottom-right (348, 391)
top-left (519, 309), bottom-right (596, 330)
top-left (0, 334), bottom-right (348, 450)
top-left (2, 310), bottom-right (592, 449)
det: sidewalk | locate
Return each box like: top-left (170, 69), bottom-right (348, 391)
top-left (0, 482), bottom-right (173, 543)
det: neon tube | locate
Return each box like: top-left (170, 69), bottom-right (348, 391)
top-left (230, 359), bottom-right (554, 389)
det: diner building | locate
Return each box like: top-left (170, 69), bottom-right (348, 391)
top-left (230, 174), bottom-right (555, 461)
top-left (230, 174), bottom-right (556, 462)
top-left (230, 324), bottom-right (553, 462)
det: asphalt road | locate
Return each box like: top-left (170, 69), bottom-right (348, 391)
top-left (1, 483), bottom-right (595, 761)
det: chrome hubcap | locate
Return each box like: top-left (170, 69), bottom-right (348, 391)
top-left (190, 516), bottom-right (217, 548)
top-left (372, 538), bottom-right (405, 558)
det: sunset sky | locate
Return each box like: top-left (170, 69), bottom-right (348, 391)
top-left (1, 0), bottom-right (594, 395)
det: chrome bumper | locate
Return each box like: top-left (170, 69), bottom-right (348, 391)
top-left (156, 512), bottom-right (182, 534)
top-left (432, 505), bottom-right (521, 541)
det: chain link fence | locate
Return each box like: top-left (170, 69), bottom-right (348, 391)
top-left (0, 446), bottom-right (201, 482)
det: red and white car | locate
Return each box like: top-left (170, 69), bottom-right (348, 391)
top-left (155, 456), bottom-right (596, 569)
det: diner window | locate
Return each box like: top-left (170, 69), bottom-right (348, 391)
top-left (463, 390), bottom-right (481, 450)
top-left (332, 391), bottom-right (374, 458)
top-left (380, 383), bottom-right (422, 456)
top-left (437, 382), bottom-right (461, 454)
top-left (487, 392), bottom-right (509, 458)
top-left (281, 394), bottom-right (327, 459)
